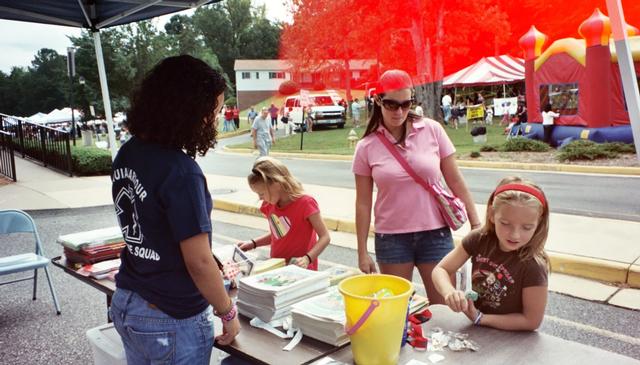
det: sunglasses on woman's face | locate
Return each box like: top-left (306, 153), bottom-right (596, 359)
top-left (381, 98), bottom-right (414, 111)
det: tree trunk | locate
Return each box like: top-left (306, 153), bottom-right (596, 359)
top-left (344, 58), bottom-right (352, 101)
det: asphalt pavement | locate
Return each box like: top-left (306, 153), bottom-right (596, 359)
top-left (1, 206), bottom-right (639, 365)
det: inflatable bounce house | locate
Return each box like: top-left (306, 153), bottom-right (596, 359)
top-left (517, 9), bottom-right (639, 146)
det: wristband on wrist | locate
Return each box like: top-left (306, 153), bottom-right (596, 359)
top-left (304, 254), bottom-right (312, 263)
top-left (473, 311), bottom-right (484, 325)
top-left (251, 239), bottom-right (257, 249)
top-left (215, 301), bottom-right (237, 322)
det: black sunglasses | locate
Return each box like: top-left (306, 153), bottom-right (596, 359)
top-left (381, 98), bottom-right (414, 111)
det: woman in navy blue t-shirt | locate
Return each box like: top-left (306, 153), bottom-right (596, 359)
top-left (109, 55), bottom-right (240, 365)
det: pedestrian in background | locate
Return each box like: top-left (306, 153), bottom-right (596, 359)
top-left (109, 55), bottom-right (240, 365)
top-left (268, 103), bottom-right (279, 130)
top-left (233, 105), bottom-right (240, 130)
top-left (223, 105), bottom-right (235, 132)
top-left (351, 98), bottom-right (362, 127)
top-left (252, 107), bottom-right (275, 156)
top-left (442, 92), bottom-right (452, 125)
top-left (542, 103), bottom-right (559, 145)
top-left (352, 69), bottom-right (480, 305)
top-left (247, 106), bottom-right (258, 126)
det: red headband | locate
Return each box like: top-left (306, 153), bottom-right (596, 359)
top-left (493, 183), bottom-right (546, 208)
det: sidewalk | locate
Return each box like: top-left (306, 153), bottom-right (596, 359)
top-left (2, 156), bottom-right (639, 305)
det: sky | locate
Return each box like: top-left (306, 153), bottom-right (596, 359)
top-left (0, 0), bottom-right (290, 73)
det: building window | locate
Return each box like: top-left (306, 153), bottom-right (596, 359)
top-left (539, 83), bottom-right (579, 115)
top-left (241, 72), bottom-right (250, 79)
top-left (269, 72), bottom-right (285, 79)
top-left (255, 72), bottom-right (260, 79)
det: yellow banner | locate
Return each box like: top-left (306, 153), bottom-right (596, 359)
top-left (466, 105), bottom-right (484, 120)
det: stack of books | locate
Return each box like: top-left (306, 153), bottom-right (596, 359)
top-left (76, 258), bottom-right (121, 280)
top-left (252, 257), bottom-right (286, 275)
top-left (322, 265), bottom-right (361, 286)
top-left (290, 286), bottom-right (349, 346)
top-left (237, 265), bottom-right (330, 322)
top-left (57, 227), bottom-right (125, 265)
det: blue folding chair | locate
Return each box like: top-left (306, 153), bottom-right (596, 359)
top-left (0, 209), bottom-right (61, 314)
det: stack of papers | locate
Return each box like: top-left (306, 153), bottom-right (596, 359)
top-left (58, 227), bottom-right (125, 264)
top-left (252, 258), bottom-right (286, 275)
top-left (291, 286), bottom-right (349, 346)
top-left (322, 265), bottom-right (361, 286)
top-left (237, 265), bottom-right (330, 322)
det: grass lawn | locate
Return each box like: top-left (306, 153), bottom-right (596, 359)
top-left (229, 118), bottom-right (509, 156)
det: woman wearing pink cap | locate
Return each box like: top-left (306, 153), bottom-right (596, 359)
top-left (352, 69), bottom-right (481, 304)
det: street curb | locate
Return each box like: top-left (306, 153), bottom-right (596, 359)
top-left (222, 146), bottom-right (354, 161)
top-left (213, 198), bottom-right (638, 288)
top-left (629, 259), bottom-right (640, 287)
top-left (221, 147), bottom-right (640, 175)
top-left (548, 252), bottom-right (630, 284)
top-left (218, 130), bottom-right (251, 139)
top-left (456, 160), bottom-right (640, 176)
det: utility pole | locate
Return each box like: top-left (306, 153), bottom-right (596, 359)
top-left (67, 47), bottom-right (77, 146)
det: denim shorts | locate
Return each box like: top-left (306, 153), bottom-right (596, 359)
top-left (109, 288), bottom-right (214, 365)
top-left (374, 227), bottom-right (453, 264)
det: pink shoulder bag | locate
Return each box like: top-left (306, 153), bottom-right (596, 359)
top-left (375, 132), bottom-right (467, 230)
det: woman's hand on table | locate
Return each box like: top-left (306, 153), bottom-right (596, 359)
top-left (216, 316), bottom-right (241, 345)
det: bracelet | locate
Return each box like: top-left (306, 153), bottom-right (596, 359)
top-left (215, 302), bottom-right (237, 322)
top-left (473, 311), bottom-right (484, 325)
top-left (251, 239), bottom-right (257, 249)
top-left (304, 254), bottom-right (312, 263)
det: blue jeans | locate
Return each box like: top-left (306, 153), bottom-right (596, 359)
top-left (374, 227), bottom-right (453, 264)
top-left (443, 105), bottom-right (452, 123)
top-left (109, 288), bottom-right (215, 365)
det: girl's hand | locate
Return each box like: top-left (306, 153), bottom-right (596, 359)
top-left (291, 256), bottom-right (310, 268)
top-left (462, 299), bottom-right (479, 323)
top-left (444, 290), bottom-right (469, 313)
top-left (237, 241), bottom-right (253, 252)
top-left (358, 254), bottom-right (377, 274)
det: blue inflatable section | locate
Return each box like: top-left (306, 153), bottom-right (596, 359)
top-left (514, 123), bottom-right (634, 145)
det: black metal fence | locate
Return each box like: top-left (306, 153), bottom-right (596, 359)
top-left (0, 130), bottom-right (17, 181)
top-left (0, 114), bottom-right (73, 177)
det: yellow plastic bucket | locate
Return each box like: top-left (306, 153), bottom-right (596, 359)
top-left (338, 274), bottom-right (413, 365)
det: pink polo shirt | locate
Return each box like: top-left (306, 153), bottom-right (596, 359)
top-left (352, 119), bottom-right (456, 234)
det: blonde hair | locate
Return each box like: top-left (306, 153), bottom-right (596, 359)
top-left (248, 157), bottom-right (304, 200)
top-left (482, 176), bottom-right (550, 267)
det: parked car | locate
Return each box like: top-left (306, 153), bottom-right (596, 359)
top-left (283, 94), bottom-right (346, 129)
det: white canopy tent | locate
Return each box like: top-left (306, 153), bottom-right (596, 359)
top-left (443, 55), bottom-right (525, 88)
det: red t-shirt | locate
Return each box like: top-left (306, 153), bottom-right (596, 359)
top-left (260, 195), bottom-right (320, 270)
top-left (224, 110), bottom-right (233, 120)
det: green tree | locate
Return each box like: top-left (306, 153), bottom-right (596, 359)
top-left (193, 1), bottom-right (281, 87)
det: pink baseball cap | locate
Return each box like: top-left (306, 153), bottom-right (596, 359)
top-left (374, 69), bottom-right (413, 95)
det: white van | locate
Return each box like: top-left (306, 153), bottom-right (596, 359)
top-left (283, 94), bottom-right (346, 129)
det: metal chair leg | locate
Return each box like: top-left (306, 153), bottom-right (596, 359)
top-left (43, 266), bottom-right (61, 315)
top-left (32, 268), bottom-right (38, 300)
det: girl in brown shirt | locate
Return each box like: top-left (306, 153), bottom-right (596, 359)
top-left (432, 176), bottom-right (550, 330)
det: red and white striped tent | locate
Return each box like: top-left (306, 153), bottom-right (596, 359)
top-left (443, 55), bottom-right (525, 87)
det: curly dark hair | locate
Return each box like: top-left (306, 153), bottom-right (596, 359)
top-left (126, 55), bottom-right (226, 157)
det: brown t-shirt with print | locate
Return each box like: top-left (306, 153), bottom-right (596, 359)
top-left (462, 230), bottom-right (548, 315)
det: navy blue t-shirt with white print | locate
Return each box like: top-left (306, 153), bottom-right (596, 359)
top-left (111, 136), bottom-right (212, 319)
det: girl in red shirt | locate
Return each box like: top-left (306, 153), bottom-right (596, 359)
top-left (238, 157), bottom-right (330, 270)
